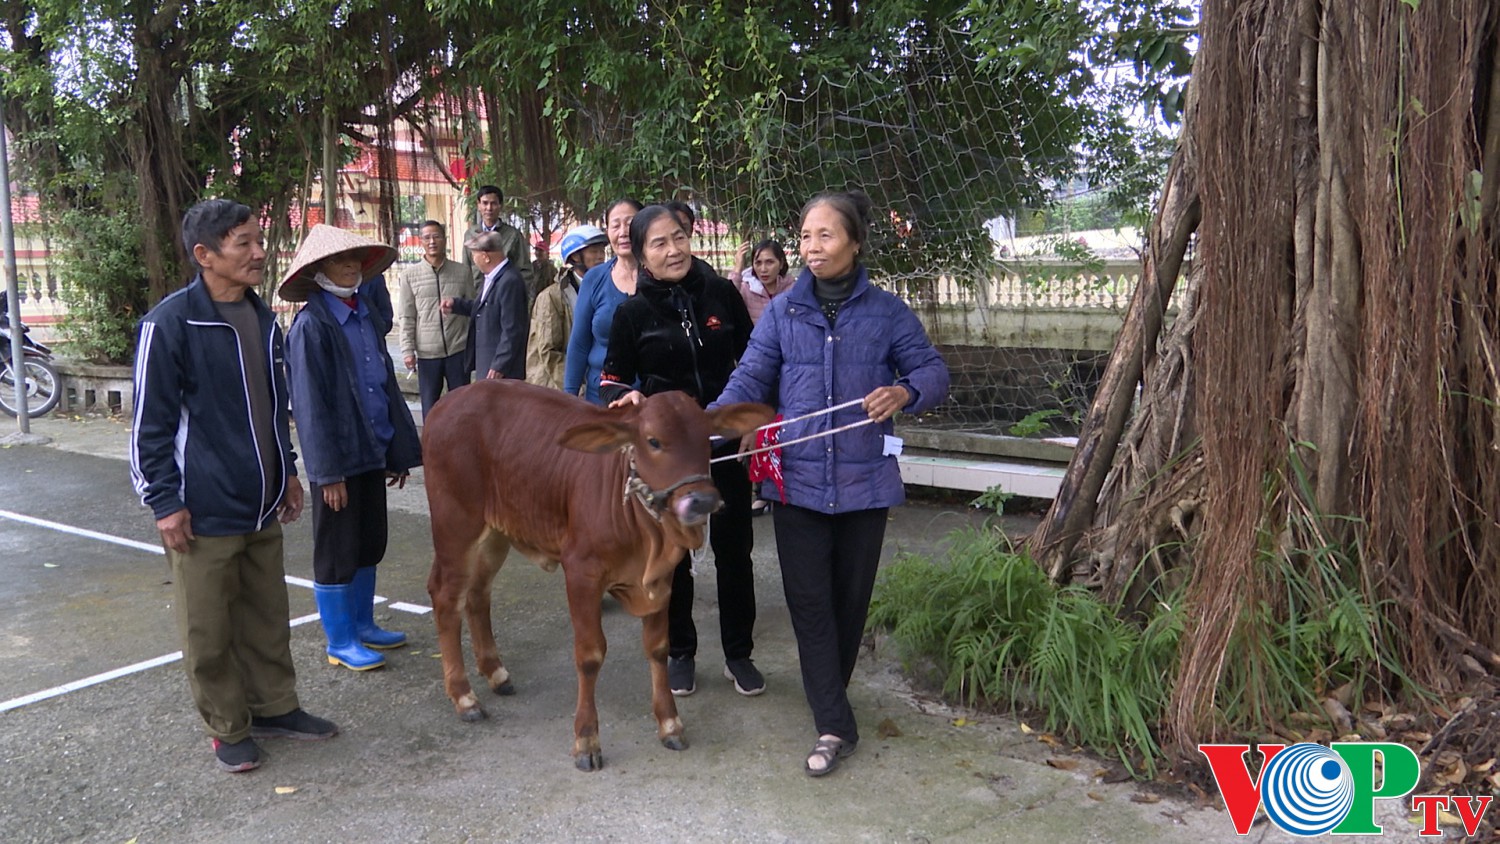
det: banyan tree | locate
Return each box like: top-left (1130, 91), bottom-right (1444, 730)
top-left (1030, 0), bottom-right (1500, 752)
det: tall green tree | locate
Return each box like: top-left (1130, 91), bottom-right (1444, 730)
top-left (1, 0), bottom-right (452, 313)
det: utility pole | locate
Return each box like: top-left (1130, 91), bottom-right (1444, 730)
top-left (1, 85), bottom-right (36, 437)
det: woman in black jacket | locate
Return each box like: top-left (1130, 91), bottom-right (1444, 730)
top-left (600, 204), bottom-right (762, 698)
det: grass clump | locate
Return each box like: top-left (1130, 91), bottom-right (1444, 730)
top-left (868, 529), bottom-right (1182, 775)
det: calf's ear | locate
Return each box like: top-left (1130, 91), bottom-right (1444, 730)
top-left (708, 402), bottom-right (777, 439)
top-left (558, 420), bottom-right (636, 453)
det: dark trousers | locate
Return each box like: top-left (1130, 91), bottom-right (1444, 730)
top-left (772, 504), bottom-right (888, 744)
top-left (309, 469), bottom-right (389, 584)
top-left (669, 454), bottom-right (756, 662)
top-left (416, 351), bottom-right (471, 420)
top-left (167, 522), bottom-right (300, 742)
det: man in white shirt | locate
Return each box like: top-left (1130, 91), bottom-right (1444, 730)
top-left (442, 230), bottom-right (528, 380)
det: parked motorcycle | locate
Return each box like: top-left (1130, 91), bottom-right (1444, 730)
top-left (0, 293), bottom-right (61, 418)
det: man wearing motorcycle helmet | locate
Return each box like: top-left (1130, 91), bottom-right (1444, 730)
top-left (526, 223), bottom-right (608, 390)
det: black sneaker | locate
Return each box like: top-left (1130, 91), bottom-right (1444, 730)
top-left (250, 708), bottom-right (339, 741)
top-left (213, 737), bottom-right (262, 773)
top-left (723, 658), bottom-right (766, 696)
top-left (668, 656), bottom-right (696, 696)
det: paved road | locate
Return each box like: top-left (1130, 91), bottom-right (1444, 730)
top-left (0, 415), bottom-right (1421, 843)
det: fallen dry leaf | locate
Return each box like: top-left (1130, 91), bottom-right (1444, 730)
top-left (952, 717), bottom-right (973, 727)
top-left (1046, 758), bottom-right (1080, 771)
top-left (1018, 723), bottom-right (1034, 735)
top-left (1382, 712), bottom-right (1418, 731)
top-left (1130, 792), bottom-right (1161, 804)
top-left (876, 717), bottom-right (902, 739)
top-left (1087, 792), bottom-right (1106, 802)
top-left (274, 786), bottom-right (298, 795)
top-left (1037, 733), bottom-right (1064, 749)
top-left (1287, 711), bottom-right (1321, 727)
top-left (1097, 765), bottom-right (1133, 784)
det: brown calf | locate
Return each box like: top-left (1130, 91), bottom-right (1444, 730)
top-left (421, 379), bottom-right (773, 770)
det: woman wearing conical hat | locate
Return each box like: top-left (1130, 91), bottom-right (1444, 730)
top-left (280, 224), bottom-right (423, 672)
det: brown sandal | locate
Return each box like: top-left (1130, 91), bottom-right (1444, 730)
top-left (804, 734), bottom-right (856, 777)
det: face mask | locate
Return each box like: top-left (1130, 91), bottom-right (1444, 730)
top-left (314, 271), bottom-right (359, 298)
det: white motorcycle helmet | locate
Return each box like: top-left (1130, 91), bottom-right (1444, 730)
top-left (559, 225), bottom-right (608, 266)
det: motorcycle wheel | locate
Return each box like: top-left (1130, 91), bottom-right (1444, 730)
top-left (0, 357), bottom-right (61, 418)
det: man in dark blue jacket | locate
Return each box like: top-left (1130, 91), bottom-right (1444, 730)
top-left (131, 199), bottom-right (337, 774)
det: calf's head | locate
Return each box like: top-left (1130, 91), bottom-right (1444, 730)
top-left (558, 392), bottom-right (775, 525)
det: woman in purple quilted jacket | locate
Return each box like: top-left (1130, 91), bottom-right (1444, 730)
top-left (713, 189), bottom-right (949, 777)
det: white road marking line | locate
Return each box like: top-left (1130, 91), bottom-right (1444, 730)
top-left (0, 511), bottom-right (439, 712)
top-left (3, 612), bottom-right (359, 714)
top-left (0, 652), bottom-right (183, 713)
top-left (0, 513), bottom-right (434, 613)
top-left (0, 509), bottom-right (165, 555)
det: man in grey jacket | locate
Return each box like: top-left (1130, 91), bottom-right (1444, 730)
top-left (398, 220), bottom-right (474, 419)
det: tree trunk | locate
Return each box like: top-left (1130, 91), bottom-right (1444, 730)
top-left (1029, 79), bottom-right (1202, 584)
top-left (323, 105), bottom-right (339, 224)
top-left (131, 31), bottom-right (195, 304)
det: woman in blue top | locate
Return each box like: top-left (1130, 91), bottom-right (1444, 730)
top-left (564, 198), bottom-right (642, 402)
top-left (713, 189), bottom-right (949, 778)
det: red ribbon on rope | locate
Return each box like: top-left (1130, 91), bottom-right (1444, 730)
top-left (746, 415), bottom-right (785, 503)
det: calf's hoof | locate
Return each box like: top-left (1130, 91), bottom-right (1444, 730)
top-left (661, 734), bottom-right (688, 752)
top-left (455, 692), bottom-right (487, 722)
top-left (574, 750), bottom-right (604, 772)
top-left (486, 667), bottom-right (515, 696)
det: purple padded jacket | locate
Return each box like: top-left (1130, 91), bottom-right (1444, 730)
top-left (712, 266), bottom-right (949, 514)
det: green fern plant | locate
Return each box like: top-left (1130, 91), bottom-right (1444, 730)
top-left (868, 529), bottom-right (1182, 775)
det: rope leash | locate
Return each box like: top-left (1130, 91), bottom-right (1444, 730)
top-left (710, 398), bottom-right (864, 441)
top-left (709, 399), bottom-right (876, 464)
top-left (710, 417), bottom-right (877, 463)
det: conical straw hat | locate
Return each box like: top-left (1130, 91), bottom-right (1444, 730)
top-left (278, 224), bottom-right (398, 303)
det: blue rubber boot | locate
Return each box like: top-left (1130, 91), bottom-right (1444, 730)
top-left (352, 566), bottom-right (406, 649)
top-left (313, 583), bottom-right (385, 671)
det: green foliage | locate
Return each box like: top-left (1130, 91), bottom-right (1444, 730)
top-left (1015, 192), bottom-right (1126, 236)
top-left (868, 530), bottom-right (1183, 775)
top-left (970, 485), bottom-right (1015, 517)
top-left (54, 205), bottom-right (150, 363)
top-left (1008, 408), bottom-right (1062, 437)
top-left (870, 488), bottom-right (1414, 776)
top-left (5, 0), bottom-right (1195, 353)
top-left (3, 0), bottom-right (456, 306)
top-left (962, 0), bottom-right (1195, 212)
